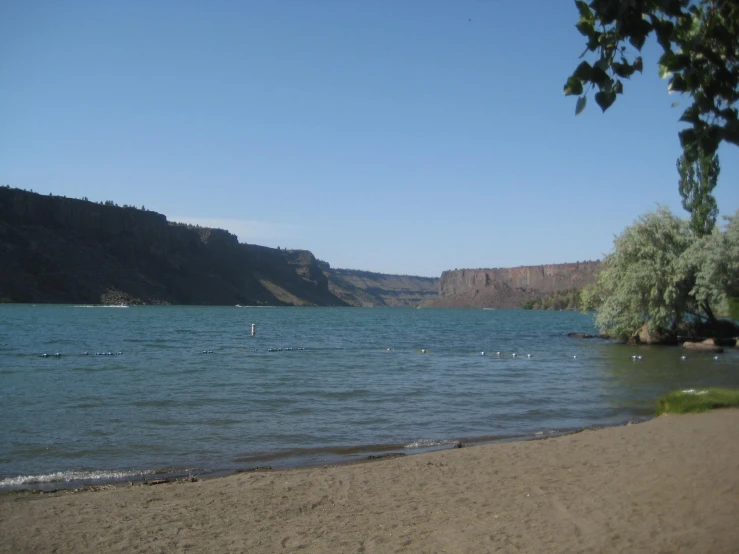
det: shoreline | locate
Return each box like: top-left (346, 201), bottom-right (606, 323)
top-left (0, 414), bottom-right (654, 494)
top-left (2, 409), bottom-right (738, 553)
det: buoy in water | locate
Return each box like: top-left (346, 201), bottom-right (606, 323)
top-left (251, 323), bottom-right (256, 337)
top-left (421, 349), bottom-right (426, 354)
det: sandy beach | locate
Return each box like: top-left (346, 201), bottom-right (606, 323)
top-left (1, 410), bottom-right (738, 553)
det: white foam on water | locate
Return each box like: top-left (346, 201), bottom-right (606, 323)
top-left (0, 469), bottom-right (154, 488)
top-left (404, 439), bottom-right (458, 449)
top-left (73, 305), bottom-right (128, 308)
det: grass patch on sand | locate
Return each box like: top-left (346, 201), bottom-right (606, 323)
top-left (657, 388), bottom-right (739, 415)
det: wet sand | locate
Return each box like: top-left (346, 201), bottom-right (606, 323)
top-left (2, 409), bottom-right (738, 553)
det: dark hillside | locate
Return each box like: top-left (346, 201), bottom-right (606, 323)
top-left (0, 187), bottom-right (347, 306)
top-left (322, 266), bottom-right (439, 307)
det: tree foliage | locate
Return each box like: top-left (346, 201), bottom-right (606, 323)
top-left (586, 206), bottom-right (739, 339)
top-left (683, 209), bottom-right (739, 315)
top-left (677, 151), bottom-right (720, 236)
top-left (565, 0), bottom-right (739, 162)
top-left (522, 289), bottom-right (582, 310)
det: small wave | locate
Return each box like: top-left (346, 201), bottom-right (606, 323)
top-left (73, 305), bottom-right (129, 308)
top-left (324, 389), bottom-right (370, 399)
top-left (0, 469), bottom-right (154, 488)
top-left (404, 439), bottom-right (459, 449)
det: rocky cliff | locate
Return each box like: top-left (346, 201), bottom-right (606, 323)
top-left (0, 187), bottom-right (348, 306)
top-left (0, 187), bottom-right (599, 308)
top-left (423, 262), bottom-right (600, 309)
top-left (322, 267), bottom-right (439, 307)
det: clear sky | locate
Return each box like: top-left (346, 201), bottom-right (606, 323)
top-left (2, 1), bottom-right (737, 277)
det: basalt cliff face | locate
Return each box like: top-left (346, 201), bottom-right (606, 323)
top-left (424, 262), bottom-right (600, 309)
top-left (0, 188), bottom-right (347, 306)
top-left (0, 188), bottom-right (598, 308)
top-left (322, 267), bottom-right (439, 307)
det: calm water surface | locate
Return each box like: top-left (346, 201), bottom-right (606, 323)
top-left (1, 305), bottom-right (738, 490)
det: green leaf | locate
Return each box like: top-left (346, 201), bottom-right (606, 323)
top-left (575, 95), bottom-right (587, 115)
top-left (612, 62), bottom-right (635, 78)
top-left (699, 132), bottom-right (720, 159)
top-left (575, 0), bottom-right (591, 20)
top-left (629, 32), bottom-right (647, 51)
top-left (586, 33), bottom-right (601, 51)
top-left (633, 56), bottom-right (643, 73)
top-left (668, 75), bottom-right (687, 93)
top-left (573, 61), bottom-right (593, 81)
top-left (679, 128), bottom-right (698, 150)
top-left (679, 105), bottom-right (700, 124)
top-left (721, 120), bottom-right (739, 148)
top-left (595, 90), bottom-right (617, 112)
top-left (614, 80), bottom-right (624, 94)
top-left (590, 66), bottom-right (610, 88)
top-left (564, 76), bottom-right (584, 96)
top-left (658, 51), bottom-right (677, 79)
top-left (576, 18), bottom-right (594, 37)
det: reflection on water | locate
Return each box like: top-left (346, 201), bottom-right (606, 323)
top-left (599, 343), bottom-right (738, 415)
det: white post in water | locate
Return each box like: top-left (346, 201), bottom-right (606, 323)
top-left (251, 323), bottom-right (256, 337)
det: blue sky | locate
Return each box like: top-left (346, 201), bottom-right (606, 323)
top-left (2, 1), bottom-right (737, 277)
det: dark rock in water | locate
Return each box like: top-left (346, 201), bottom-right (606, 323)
top-left (235, 466), bottom-right (273, 473)
top-left (453, 443), bottom-right (465, 449)
top-left (364, 453), bottom-right (405, 461)
top-left (144, 478), bottom-right (171, 486)
top-left (627, 323), bottom-right (678, 346)
top-left (692, 319), bottom-right (739, 341)
top-left (568, 332), bottom-right (611, 339)
top-left (682, 339), bottom-right (725, 353)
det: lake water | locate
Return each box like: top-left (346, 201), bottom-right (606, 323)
top-left (1, 305), bottom-right (738, 490)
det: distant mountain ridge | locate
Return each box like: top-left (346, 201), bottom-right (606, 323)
top-left (322, 267), bottom-right (439, 307)
top-left (0, 187), bottom-right (346, 306)
top-left (422, 263), bottom-right (600, 309)
top-left (0, 187), bottom-right (599, 308)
